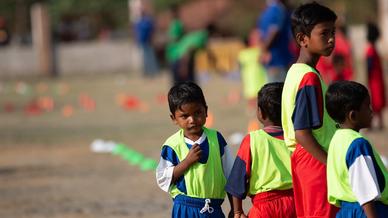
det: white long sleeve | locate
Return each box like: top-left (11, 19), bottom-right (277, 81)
top-left (222, 145), bottom-right (234, 179)
top-left (156, 157), bottom-right (174, 192)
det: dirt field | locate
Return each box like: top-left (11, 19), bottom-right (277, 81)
top-left (0, 72), bottom-right (387, 218)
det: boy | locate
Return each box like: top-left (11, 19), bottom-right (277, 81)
top-left (156, 81), bottom-right (234, 217)
top-left (281, 2), bottom-right (339, 217)
top-left (225, 82), bottom-right (296, 218)
top-left (326, 81), bottom-right (388, 218)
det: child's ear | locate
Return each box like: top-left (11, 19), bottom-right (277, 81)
top-left (348, 110), bottom-right (357, 122)
top-left (296, 32), bottom-right (307, 48)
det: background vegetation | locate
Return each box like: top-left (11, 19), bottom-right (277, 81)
top-left (0, 0), bottom-right (379, 42)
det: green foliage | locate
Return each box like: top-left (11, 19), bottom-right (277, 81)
top-left (49, 0), bottom-right (128, 29)
top-left (0, 0), bottom-right (379, 40)
top-left (153, 0), bottom-right (191, 11)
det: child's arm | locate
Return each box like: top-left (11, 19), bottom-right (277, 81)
top-left (232, 196), bottom-right (248, 218)
top-left (362, 201), bottom-right (378, 218)
top-left (293, 72), bottom-right (327, 163)
top-left (295, 129), bottom-right (327, 164)
top-left (171, 143), bottom-right (202, 183)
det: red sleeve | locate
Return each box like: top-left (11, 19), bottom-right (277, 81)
top-left (236, 134), bottom-right (252, 178)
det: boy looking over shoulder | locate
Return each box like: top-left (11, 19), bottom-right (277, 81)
top-left (281, 2), bottom-right (339, 217)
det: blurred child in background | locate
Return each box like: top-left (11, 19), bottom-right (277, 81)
top-left (365, 22), bottom-right (386, 130)
top-left (331, 54), bottom-right (346, 82)
top-left (238, 29), bottom-right (267, 111)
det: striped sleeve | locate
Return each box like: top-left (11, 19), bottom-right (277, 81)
top-left (346, 138), bottom-right (385, 205)
top-left (156, 145), bottom-right (187, 193)
top-left (225, 134), bottom-right (251, 199)
top-left (292, 72), bottom-right (323, 130)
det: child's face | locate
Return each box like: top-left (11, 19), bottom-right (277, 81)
top-left (303, 21), bottom-right (336, 57)
top-left (354, 96), bottom-right (373, 130)
top-left (171, 102), bottom-right (207, 139)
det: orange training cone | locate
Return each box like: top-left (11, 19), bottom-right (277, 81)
top-left (205, 111), bottom-right (214, 128)
top-left (247, 119), bottom-right (260, 132)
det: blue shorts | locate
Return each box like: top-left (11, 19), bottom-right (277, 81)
top-left (337, 201), bottom-right (388, 218)
top-left (172, 195), bottom-right (225, 218)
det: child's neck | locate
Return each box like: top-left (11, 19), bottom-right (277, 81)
top-left (184, 129), bottom-right (204, 142)
top-left (262, 120), bottom-right (280, 128)
top-left (339, 123), bottom-right (361, 132)
top-left (297, 50), bottom-right (320, 67)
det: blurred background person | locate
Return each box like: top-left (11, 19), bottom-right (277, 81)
top-left (134, 9), bottom-right (159, 78)
top-left (331, 54), bottom-right (347, 82)
top-left (366, 21), bottom-right (386, 130)
top-left (238, 28), bottom-right (267, 111)
top-left (169, 24), bottom-right (216, 85)
top-left (257, 0), bottom-right (293, 83)
top-left (165, 4), bottom-right (185, 85)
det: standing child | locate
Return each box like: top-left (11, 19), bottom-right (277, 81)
top-left (326, 80), bottom-right (388, 218)
top-left (281, 2), bottom-right (339, 217)
top-left (238, 29), bottom-right (267, 111)
top-left (225, 82), bottom-right (296, 218)
top-left (365, 22), bottom-right (386, 130)
top-left (156, 82), bottom-right (234, 217)
top-left (331, 54), bottom-right (346, 82)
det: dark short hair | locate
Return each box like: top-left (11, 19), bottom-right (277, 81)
top-left (367, 22), bottom-right (380, 43)
top-left (168, 81), bottom-right (207, 114)
top-left (326, 81), bottom-right (369, 123)
top-left (291, 2), bottom-right (337, 40)
top-left (257, 82), bottom-right (284, 125)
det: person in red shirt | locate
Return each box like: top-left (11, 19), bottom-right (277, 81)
top-left (365, 22), bottom-right (386, 130)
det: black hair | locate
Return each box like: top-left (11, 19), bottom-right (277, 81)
top-left (326, 81), bottom-right (369, 123)
top-left (168, 81), bottom-right (207, 114)
top-left (367, 22), bottom-right (380, 43)
top-left (291, 2), bottom-right (337, 40)
top-left (257, 82), bottom-right (284, 125)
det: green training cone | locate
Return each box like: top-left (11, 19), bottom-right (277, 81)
top-left (140, 158), bottom-right (158, 171)
top-left (126, 152), bottom-right (144, 165)
top-left (112, 143), bottom-right (126, 155)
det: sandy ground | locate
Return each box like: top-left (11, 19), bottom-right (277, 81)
top-left (0, 143), bottom-right (171, 218)
top-left (0, 73), bottom-right (387, 218)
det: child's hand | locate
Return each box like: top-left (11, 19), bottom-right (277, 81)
top-left (185, 143), bottom-right (202, 165)
top-left (233, 213), bottom-right (248, 218)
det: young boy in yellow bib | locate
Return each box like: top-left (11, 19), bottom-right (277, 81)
top-left (326, 80), bottom-right (388, 218)
top-left (281, 2), bottom-right (339, 217)
top-left (156, 81), bottom-right (234, 217)
top-left (226, 82), bottom-right (296, 218)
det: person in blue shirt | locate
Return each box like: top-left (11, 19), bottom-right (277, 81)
top-left (257, 0), bottom-right (293, 82)
top-left (134, 10), bottom-right (159, 78)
